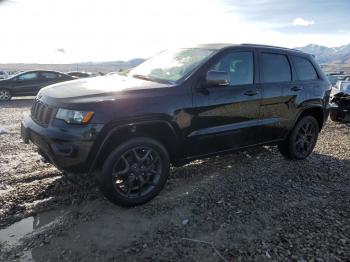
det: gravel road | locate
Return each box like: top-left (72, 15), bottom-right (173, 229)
top-left (0, 98), bottom-right (349, 261)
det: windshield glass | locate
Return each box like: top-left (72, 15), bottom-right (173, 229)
top-left (129, 48), bottom-right (214, 83)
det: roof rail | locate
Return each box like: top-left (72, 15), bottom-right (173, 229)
top-left (241, 43), bottom-right (303, 52)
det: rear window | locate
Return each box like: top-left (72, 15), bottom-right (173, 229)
top-left (292, 56), bottom-right (318, 81)
top-left (261, 53), bottom-right (291, 83)
top-left (41, 72), bottom-right (58, 79)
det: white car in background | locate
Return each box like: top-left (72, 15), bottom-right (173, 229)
top-left (330, 80), bottom-right (350, 123)
top-left (333, 80), bottom-right (350, 95)
top-left (0, 70), bottom-right (9, 80)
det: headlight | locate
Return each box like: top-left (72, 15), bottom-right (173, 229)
top-left (56, 109), bottom-right (94, 124)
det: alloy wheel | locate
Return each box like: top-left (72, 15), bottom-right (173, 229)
top-left (0, 90), bottom-right (11, 101)
top-left (295, 121), bottom-right (316, 155)
top-left (111, 146), bottom-right (162, 198)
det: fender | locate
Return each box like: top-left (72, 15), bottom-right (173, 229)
top-left (87, 118), bottom-right (182, 173)
top-left (293, 102), bottom-right (326, 129)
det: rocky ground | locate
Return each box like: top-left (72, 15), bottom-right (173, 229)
top-left (0, 98), bottom-right (349, 262)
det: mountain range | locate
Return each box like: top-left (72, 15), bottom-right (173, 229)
top-left (296, 44), bottom-right (350, 64)
top-left (2, 44), bottom-right (350, 73)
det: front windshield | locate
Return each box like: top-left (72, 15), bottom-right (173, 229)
top-left (129, 48), bottom-right (214, 83)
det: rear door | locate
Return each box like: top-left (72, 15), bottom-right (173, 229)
top-left (39, 72), bottom-right (61, 87)
top-left (290, 55), bottom-right (323, 102)
top-left (189, 49), bottom-right (261, 155)
top-left (258, 51), bottom-right (297, 143)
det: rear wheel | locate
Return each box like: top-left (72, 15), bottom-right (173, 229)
top-left (0, 89), bottom-right (11, 101)
top-left (98, 137), bottom-right (170, 206)
top-left (278, 116), bottom-right (319, 160)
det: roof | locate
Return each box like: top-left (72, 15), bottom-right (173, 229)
top-left (188, 43), bottom-right (303, 54)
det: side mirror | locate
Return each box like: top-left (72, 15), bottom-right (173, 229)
top-left (205, 70), bottom-right (229, 87)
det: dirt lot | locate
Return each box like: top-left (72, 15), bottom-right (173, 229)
top-left (0, 99), bottom-right (350, 262)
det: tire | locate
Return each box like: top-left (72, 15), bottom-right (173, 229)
top-left (278, 116), bottom-right (319, 160)
top-left (98, 137), bottom-right (170, 206)
top-left (0, 89), bottom-right (12, 101)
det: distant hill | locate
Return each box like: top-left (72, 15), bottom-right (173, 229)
top-left (0, 58), bottom-right (146, 74)
top-left (296, 44), bottom-right (350, 64)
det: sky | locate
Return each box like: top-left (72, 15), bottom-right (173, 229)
top-left (0, 0), bottom-right (350, 63)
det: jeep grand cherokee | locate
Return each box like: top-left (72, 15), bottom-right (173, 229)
top-left (21, 44), bottom-right (331, 206)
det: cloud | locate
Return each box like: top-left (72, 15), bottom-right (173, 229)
top-left (56, 48), bottom-right (65, 53)
top-left (292, 17), bottom-right (315, 26)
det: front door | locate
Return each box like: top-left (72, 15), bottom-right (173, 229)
top-left (188, 50), bottom-right (261, 156)
top-left (12, 72), bottom-right (41, 96)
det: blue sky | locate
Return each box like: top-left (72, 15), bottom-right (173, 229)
top-left (0, 0), bottom-right (350, 63)
top-left (229, 0), bottom-right (350, 34)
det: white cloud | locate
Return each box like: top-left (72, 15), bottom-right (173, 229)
top-left (292, 17), bottom-right (315, 26)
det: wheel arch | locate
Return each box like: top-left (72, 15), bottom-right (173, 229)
top-left (295, 106), bottom-right (325, 130)
top-left (88, 120), bottom-right (182, 173)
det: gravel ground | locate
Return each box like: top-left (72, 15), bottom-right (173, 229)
top-left (0, 98), bottom-right (349, 262)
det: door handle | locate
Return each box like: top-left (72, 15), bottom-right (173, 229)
top-left (244, 90), bottom-right (259, 96)
top-left (291, 86), bottom-right (303, 91)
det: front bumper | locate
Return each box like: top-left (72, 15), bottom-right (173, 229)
top-left (21, 112), bottom-right (103, 172)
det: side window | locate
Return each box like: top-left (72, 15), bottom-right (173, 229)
top-left (18, 72), bottom-right (38, 81)
top-left (292, 56), bottom-right (318, 81)
top-left (211, 52), bottom-right (253, 86)
top-left (261, 53), bottom-right (291, 83)
top-left (41, 72), bottom-right (58, 79)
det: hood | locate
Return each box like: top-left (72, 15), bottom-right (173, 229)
top-left (40, 74), bottom-right (173, 99)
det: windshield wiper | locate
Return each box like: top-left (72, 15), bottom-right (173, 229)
top-left (131, 74), bottom-right (174, 85)
top-left (131, 74), bottom-right (153, 82)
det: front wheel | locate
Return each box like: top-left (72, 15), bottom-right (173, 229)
top-left (98, 137), bottom-right (170, 206)
top-left (278, 116), bottom-right (319, 160)
top-left (0, 89), bottom-right (12, 101)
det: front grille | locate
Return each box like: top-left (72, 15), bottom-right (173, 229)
top-left (31, 99), bottom-right (54, 126)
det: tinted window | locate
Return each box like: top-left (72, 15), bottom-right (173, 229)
top-left (292, 56), bottom-right (318, 81)
top-left (41, 72), bottom-right (58, 79)
top-left (211, 52), bottom-right (253, 85)
top-left (18, 72), bottom-right (38, 81)
top-left (261, 53), bottom-right (291, 83)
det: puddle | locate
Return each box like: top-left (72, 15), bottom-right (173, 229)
top-left (0, 209), bottom-right (66, 247)
top-left (0, 217), bottom-right (34, 246)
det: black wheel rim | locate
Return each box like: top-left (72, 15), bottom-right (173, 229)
top-left (295, 121), bottom-right (316, 155)
top-left (112, 146), bottom-right (162, 198)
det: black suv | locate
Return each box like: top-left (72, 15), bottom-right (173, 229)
top-left (21, 44), bottom-right (331, 206)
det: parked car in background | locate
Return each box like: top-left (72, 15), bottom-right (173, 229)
top-left (21, 44), bottom-right (331, 206)
top-left (334, 80), bottom-right (350, 95)
top-left (0, 70), bottom-right (75, 101)
top-left (330, 80), bottom-right (350, 122)
top-left (67, 71), bottom-right (91, 78)
top-left (327, 73), bottom-right (349, 86)
top-left (0, 70), bottom-right (9, 80)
